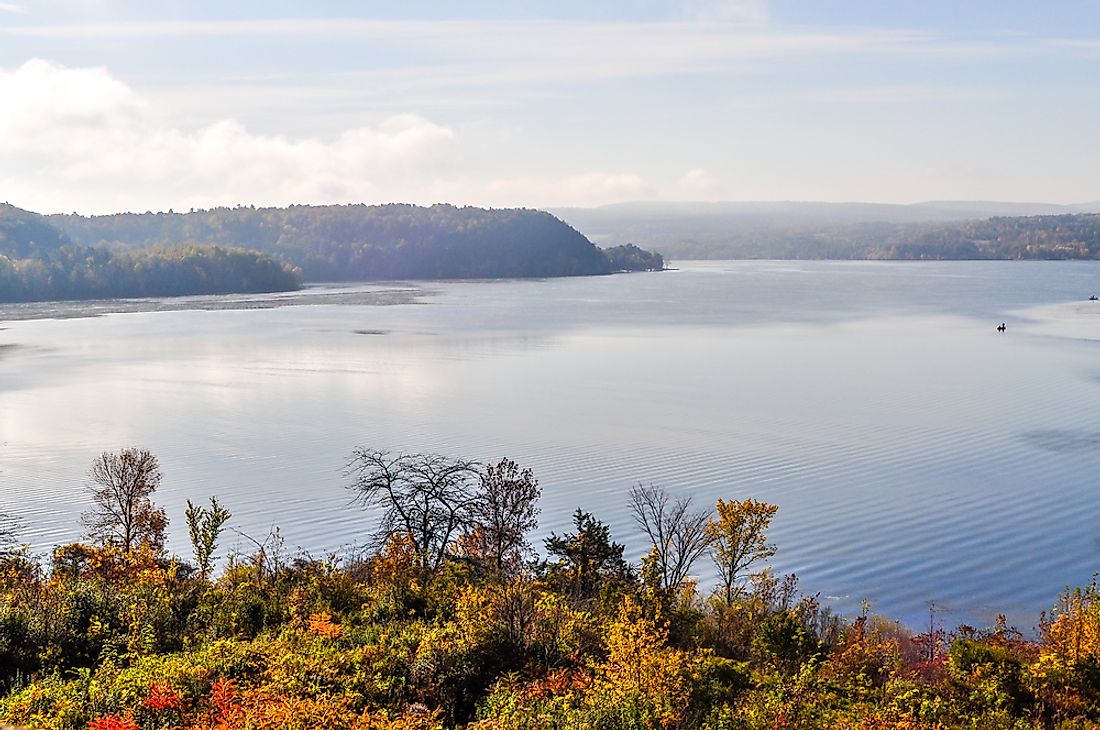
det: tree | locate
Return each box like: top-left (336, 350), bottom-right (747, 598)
top-left (707, 498), bottom-right (778, 604)
top-left (185, 496), bottom-right (232, 580)
top-left (81, 448), bottom-right (167, 553)
top-left (466, 458), bottom-right (541, 577)
top-left (544, 509), bottom-right (630, 600)
top-left (629, 484), bottom-right (711, 593)
top-left (347, 449), bottom-right (481, 573)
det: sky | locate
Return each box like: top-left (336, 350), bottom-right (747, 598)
top-left (0, 0), bottom-right (1098, 214)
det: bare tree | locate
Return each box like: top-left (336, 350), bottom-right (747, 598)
top-left (346, 449), bottom-right (481, 573)
top-left (467, 458), bottom-right (541, 576)
top-left (629, 484), bottom-right (712, 592)
top-left (81, 447), bottom-right (167, 553)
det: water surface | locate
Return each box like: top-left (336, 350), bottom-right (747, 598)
top-left (2, 260), bottom-right (1099, 629)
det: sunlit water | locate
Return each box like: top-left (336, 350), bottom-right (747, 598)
top-left (2, 260), bottom-right (1100, 630)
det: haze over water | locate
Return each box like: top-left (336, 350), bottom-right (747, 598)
top-left (2, 260), bottom-right (1099, 629)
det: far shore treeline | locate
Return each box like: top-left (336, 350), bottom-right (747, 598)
top-left (0, 202), bottom-right (664, 304)
top-left (0, 201), bottom-right (660, 303)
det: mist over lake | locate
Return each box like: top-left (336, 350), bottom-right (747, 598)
top-left (2, 259), bottom-right (1099, 629)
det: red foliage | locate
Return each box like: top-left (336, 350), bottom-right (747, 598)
top-left (145, 681), bottom-right (182, 712)
top-left (210, 677), bottom-right (242, 728)
top-left (87, 714), bottom-right (139, 730)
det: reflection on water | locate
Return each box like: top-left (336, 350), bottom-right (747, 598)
top-left (1, 260), bottom-right (1100, 629)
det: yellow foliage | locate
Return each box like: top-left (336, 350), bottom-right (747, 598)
top-left (1036, 587), bottom-right (1100, 676)
top-left (706, 498), bottom-right (778, 605)
top-left (591, 597), bottom-right (693, 728)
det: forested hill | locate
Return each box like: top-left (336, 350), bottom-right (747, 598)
top-left (0, 204), bottom-right (301, 303)
top-left (557, 201), bottom-right (1100, 261)
top-left (51, 203), bottom-right (625, 281)
top-left (0, 202), bottom-right (73, 257)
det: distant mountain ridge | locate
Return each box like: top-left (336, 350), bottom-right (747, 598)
top-left (553, 200), bottom-right (1100, 260)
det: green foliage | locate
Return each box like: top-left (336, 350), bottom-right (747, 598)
top-left (0, 239), bottom-right (301, 303)
top-left (52, 203), bottom-right (627, 282)
top-left (544, 509), bottom-right (632, 603)
top-left (185, 496), bottom-right (232, 580)
top-left (2, 452), bottom-right (1100, 728)
top-left (602, 243), bottom-right (664, 272)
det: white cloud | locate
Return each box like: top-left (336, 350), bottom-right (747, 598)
top-left (0, 2), bottom-right (25, 13)
top-left (676, 168), bottom-right (722, 198)
top-left (0, 59), bottom-right (663, 212)
top-left (0, 60), bottom-right (455, 213)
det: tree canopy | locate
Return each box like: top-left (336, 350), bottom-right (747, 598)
top-left (50, 203), bottom-right (630, 281)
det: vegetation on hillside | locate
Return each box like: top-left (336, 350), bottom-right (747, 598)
top-left (0, 242), bottom-right (302, 303)
top-left (50, 204), bottom-right (639, 281)
top-left (0, 448), bottom-right (1098, 729)
top-left (603, 244), bottom-right (664, 272)
top-left (0, 204), bottom-right (301, 303)
top-left (634, 213), bottom-right (1100, 261)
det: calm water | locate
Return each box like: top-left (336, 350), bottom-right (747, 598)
top-left (2, 260), bottom-right (1100, 629)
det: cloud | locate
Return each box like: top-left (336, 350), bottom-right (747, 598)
top-left (0, 2), bottom-right (25, 13)
top-left (0, 59), bottom-right (659, 212)
top-left (676, 168), bottom-right (722, 198)
top-left (0, 60), bottom-right (455, 213)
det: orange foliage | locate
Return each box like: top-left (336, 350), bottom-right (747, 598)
top-left (87, 714), bottom-right (139, 730)
top-left (144, 681), bottom-right (183, 712)
top-left (210, 677), bottom-right (242, 729)
top-left (309, 611), bottom-right (343, 638)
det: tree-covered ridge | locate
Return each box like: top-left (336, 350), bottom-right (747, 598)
top-left (50, 203), bottom-right (640, 280)
top-left (640, 213), bottom-right (1100, 261)
top-left (0, 202), bottom-right (73, 258)
top-left (0, 243), bottom-right (302, 303)
top-left (2, 448), bottom-right (1100, 729)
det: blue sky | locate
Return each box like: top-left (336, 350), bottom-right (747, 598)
top-left (0, 0), bottom-right (1097, 213)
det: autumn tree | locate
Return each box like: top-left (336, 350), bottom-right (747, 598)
top-left (707, 498), bottom-right (778, 604)
top-left (629, 484), bottom-right (711, 593)
top-left (185, 496), bottom-right (232, 580)
top-left (545, 509), bottom-right (630, 600)
top-left (466, 458), bottom-right (541, 577)
top-left (347, 449), bottom-right (481, 573)
top-left (81, 448), bottom-right (167, 553)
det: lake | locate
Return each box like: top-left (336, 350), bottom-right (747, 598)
top-left (2, 260), bottom-right (1099, 630)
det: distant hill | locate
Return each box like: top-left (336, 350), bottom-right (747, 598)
top-left (51, 203), bottom-right (634, 281)
top-left (0, 204), bottom-right (301, 303)
top-left (3, 202), bottom-right (663, 304)
top-left (0, 203), bottom-right (73, 258)
top-left (554, 201), bottom-right (1100, 260)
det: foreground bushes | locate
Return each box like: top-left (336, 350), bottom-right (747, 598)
top-left (2, 451), bottom-right (1100, 728)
